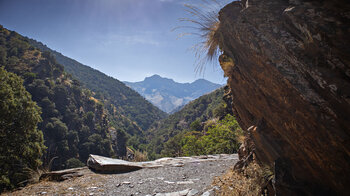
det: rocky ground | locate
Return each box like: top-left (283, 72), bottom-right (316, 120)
top-left (4, 154), bottom-right (238, 196)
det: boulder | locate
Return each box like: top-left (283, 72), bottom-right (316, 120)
top-left (87, 154), bottom-right (142, 173)
top-left (217, 0), bottom-right (350, 195)
top-left (87, 154), bottom-right (238, 173)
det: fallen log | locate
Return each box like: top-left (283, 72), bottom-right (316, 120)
top-left (40, 167), bottom-right (88, 181)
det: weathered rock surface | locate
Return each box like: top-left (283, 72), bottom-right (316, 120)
top-left (87, 154), bottom-right (236, 173)
top-left (217, 0), bottom-right (350, 195)
top-left (87, 155), bottom-right (143, 173)
top-left (7, 154), bottom-right (237, 195)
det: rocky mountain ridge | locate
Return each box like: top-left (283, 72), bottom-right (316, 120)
top-left (124, 75), bottom-right (222, 113)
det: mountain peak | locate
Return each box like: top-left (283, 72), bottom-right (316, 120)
top-left (145, 74), bottom-right (174, 82)
top-left (124, 75), bottom-right (222, 113)
top-left (192, 78), bottom-right (209, 84)
top-left (146, 74), bottom-right (161, 79)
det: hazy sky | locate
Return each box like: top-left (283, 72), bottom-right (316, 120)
top-left (0, 0), bottom-right (230, 84)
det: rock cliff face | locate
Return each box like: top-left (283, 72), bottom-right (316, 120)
top-left (217, 0), bottom-right (350, 195)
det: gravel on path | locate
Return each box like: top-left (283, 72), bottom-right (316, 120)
top-left (4, 154), bottom-right (238, 196)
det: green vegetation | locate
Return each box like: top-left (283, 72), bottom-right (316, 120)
top-left (0, 67), bottom-right (45, 192)
top-left (143, 87), bottom-right (242, 159)
top-left (27, 38), bottom-right (168, 156)
top-left (179, 114), bottom-right (243, 156)
top-left (28, 39), bottom-right (167, 132)
top-left (65, 158), bottom-right (85, 169)
top-left (0, 24), bottom-right (242, 192)
top-left (161, 114), bottom-right (243, 158)
top-left (0, 26), bottom-right (116, 175)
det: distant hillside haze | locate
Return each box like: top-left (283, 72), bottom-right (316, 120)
top-left (124, 75), bottom-right (222, 113)
top-left (28, 39), bottom-right (167, 131)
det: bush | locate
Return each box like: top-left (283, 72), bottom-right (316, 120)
top-left (65, 158), bottom-right (85, 169)
top-left (181, 114), bottom-right (243, 156)
top-left (213, 161), bottom-right (273, 196)
top-left (133, 150), bottom-right (148, 162)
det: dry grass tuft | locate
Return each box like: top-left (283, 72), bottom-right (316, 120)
top-left (19, 155), bottom-right (59, 186)
top-left (19, 166), bottom-right (49, 187)
top-left (213, 161), bottom-right (273, 196)
top-left (133, 150), bottom-right (148, 162)
top-left (175, 0), bottom-right (230, 75)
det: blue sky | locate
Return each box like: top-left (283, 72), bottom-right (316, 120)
top-left (0, 0), bottom-right (229, 84)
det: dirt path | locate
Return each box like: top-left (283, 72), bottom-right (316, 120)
top-left (5, 154), bottom-right (238, 196)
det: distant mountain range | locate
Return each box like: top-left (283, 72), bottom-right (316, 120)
top-left (124, 75), bottom-right (222, 113)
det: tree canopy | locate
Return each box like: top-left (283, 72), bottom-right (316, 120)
top-left (0, 67), bottom-right (45, 192)
top-left (0, 26), bottom-right (115, 173)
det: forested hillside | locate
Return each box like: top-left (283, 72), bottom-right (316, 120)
top-left (143, 87), bottom-right (243, 159)
top-left (0, 25), bottom-right (131, 191)
top-left (0, 24), bottom-right (242, 192)
top-left (27, 39), bottom-right (167, 131)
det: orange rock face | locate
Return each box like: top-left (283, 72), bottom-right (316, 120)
top-left (218, 0), bottom-right (350, 195)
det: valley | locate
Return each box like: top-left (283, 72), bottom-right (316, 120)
top-left (28, 39), bottom-right (167, 131)
top-left (1, 0), bottom-right (349, 195)
top-left (0, 24), bottom-right (241, 194)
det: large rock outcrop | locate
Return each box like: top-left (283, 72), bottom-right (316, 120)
top-left (87, 154), bottom-right (238, 173)
top-left (217, 0), bottom-right (350, 195)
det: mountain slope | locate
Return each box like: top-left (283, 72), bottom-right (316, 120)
top-left (0, 26), bottom-right (118, 173)
top-left (143, 87), bottom-right (232, 159)
top-left (27, 40), bottom-right (167, 131)
top-left (124, 74), bottom-right (222, 113)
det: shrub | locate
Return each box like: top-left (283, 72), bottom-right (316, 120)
top-left (181, 114), bottom-right (243, 156)
top-left (133, 150), bottom-right (148, 162)
top-left (65, 158), bottom-right (85, 169)
top-left (213, 161), bottom-right (272, 196)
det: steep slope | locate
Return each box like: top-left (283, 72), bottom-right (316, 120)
top-left (144, 87), bottom-right (233, 159)
top-left (0, 26), bottom-right (117, 172)
top-left (124, 74), bottom-right (222, 113)
top-left (27, 40), bottom-right (167, 131)
top-left (216, 0), bottom-right (350, 195)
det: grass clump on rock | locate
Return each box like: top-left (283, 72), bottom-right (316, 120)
top-left (176, 0), bottom-right (229, 74)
